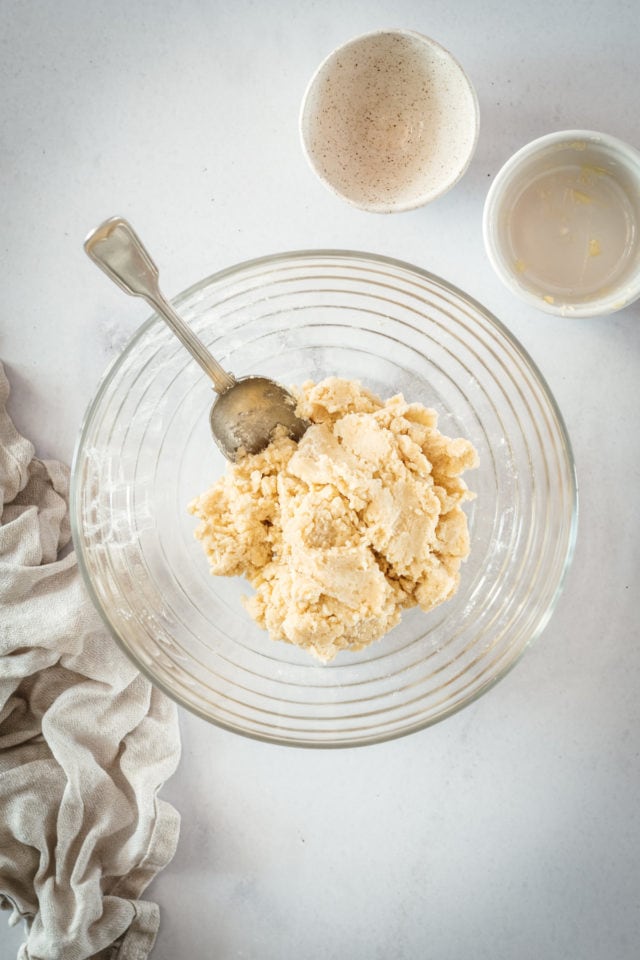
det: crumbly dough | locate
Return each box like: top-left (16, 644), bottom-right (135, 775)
top-left (189, 378), bottom-right (478, 662)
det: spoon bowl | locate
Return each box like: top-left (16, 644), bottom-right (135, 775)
top-left (209, 375), bottom-right (307, 457)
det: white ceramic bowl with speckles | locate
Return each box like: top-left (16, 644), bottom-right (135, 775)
top-left (299, 30), bottom-right (480, 213)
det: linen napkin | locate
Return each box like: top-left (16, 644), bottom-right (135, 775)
top-left (0, 361), bottom-right (181, 960)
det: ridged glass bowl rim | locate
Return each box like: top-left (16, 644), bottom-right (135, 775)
top-left (70, 248), bottom-right (579, 748)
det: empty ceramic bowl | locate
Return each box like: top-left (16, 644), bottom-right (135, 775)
top-left (300, 30), bottom-right (480, 213)
top-left (483, 130), bottom-right (640, 316)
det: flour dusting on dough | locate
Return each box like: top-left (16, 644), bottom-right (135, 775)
top-left (189, 378), bottom-right (478, 661)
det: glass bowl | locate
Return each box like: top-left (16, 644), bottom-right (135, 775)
top-left (71, 251), bottom-right (578, 747)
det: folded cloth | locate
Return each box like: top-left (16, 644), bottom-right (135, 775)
top-left (0, 362), bottom-right (181, 960)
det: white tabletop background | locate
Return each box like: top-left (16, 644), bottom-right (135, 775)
top-left (2, 1), bottom-right (639, 958)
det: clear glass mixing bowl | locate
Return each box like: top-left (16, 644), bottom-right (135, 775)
top-left (71, 251), bottom-right (578, 747)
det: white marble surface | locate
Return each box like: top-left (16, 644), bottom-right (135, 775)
top-left (2, 1), bottom-right (639, 958)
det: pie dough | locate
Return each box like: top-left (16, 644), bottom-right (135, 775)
top-left (189, 378), bottom-right (478, 661)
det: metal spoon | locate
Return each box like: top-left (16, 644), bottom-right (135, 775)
top-left (84, 216), bottom-right (308, 461)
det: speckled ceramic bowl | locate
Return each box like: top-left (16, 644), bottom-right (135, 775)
top-left (299, 30), bottom-right (480, 212)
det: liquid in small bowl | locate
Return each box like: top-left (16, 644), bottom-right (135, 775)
top-left (483, 131), bottom-right (640, 317)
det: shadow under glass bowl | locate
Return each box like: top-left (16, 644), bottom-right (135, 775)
top-left (71, 250), bottom-right (578, 748)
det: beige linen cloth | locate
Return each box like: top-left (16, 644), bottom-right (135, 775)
top-left (0, 362), bottom-right (181, 960)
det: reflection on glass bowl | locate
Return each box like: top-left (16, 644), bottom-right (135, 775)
top-left (71, 251), bottom-right (577, 748)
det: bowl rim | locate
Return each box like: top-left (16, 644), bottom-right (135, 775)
top-left (482, 128), bottom-right (640, 317)
top-left (298, 29), bottom-right (481, 214)
top-left (71, 248), bottom-right (578, 748)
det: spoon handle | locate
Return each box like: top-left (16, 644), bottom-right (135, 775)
top-left (84, 217), bottom-right (235, 394)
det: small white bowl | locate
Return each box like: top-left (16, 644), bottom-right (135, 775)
top-left (483, 130), bottom-right (640, 317)
top-left (299, 30), bottom-right (479, 213)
